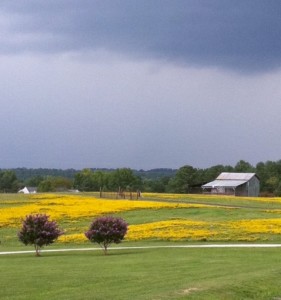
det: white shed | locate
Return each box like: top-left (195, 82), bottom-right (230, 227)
top-left (18, 186), bottom-right (37, 194)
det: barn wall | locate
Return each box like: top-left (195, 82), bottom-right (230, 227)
top-left (235, 176), bottom-right (260, 197)
top-left (248, 176), bottom-right (260, 196)
top-left (235, 184), bottom-right (248, 196)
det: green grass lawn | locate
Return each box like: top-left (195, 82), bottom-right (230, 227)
top-left (1, 193), bottom-right (281, 299)
top-left (1, 244), bottom-right (281, 300)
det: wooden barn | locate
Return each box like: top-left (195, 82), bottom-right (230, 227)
top-left (202, 172), bottom-right (260, 197)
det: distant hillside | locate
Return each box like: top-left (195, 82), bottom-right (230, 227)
top-left (134, 168), bottom-right (177, 179)
top-left (10, 168), bottom-right (79, 181)
top-left (4, 167), bottom-right (177, 181)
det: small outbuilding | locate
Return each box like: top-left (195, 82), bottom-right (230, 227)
top-left (18, 186), bottom-right (37, 194)
top-left (202, 172), bottom-right (260, 197)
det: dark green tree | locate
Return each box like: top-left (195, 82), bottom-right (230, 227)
top-left (92, 171), bottom-right (110, 191)
top-left (73, 169), bottom-right (96, 191)
top-left (274, 182), bottom-right (281, 197)
top-left (234, 160), bottom-right (254, 172)
top-left (168, 165), bottom-right (198, 193)
top-left (109, 168), bottom-right (140, 191)
top-left (38, 176), bottom-right (72, 192)
top-left (202, 165), bottom-right (233, 183)
top-left (24, 175), bottom-right (44, 187)
top-left (38, 178), bottom-right (54, 192)
top-left (144, 176), bottom-right (171, 193)
top-left (0, 170), bottom-right (20, 193)
top-left (256, 160), bottom-right (281, 194)
top-left (74, 169), bottom-right (110, 191)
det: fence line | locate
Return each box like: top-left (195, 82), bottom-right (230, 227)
top-left (99, 190), bottom-right (141, 200)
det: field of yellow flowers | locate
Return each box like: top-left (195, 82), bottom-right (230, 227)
top-left (1, 193), bottom-right (281, 247)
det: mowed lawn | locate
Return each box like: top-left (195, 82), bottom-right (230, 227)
top-left (1, 192), bottom-right (281, 299)
top-left (1, 246), bottom-right (281, 300)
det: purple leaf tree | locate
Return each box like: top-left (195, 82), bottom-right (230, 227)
top-left (85, 216), bottom-right (128, 255)
top-left (18, 214), bottom-right (64, 256)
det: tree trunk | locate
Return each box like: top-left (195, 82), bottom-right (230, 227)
top-left (35, 245), bottom-right (41, 256)
top-left (103, 243), bottom-right (108, 255)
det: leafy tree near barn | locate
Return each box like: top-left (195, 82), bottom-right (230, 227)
top-left (18, 214), bottom-right (64, 256)
top-left (274, 182), bottom-right (281, 197)
top-left (256, 160), bottom-right (281, 195)
top-left (144, 176), bottom-right (170, 193)
top-left (38, 176), bottom-right (73, 192)
top-left (74, 169), bottom-right (109, 191)
top-left (234, 160), bottom-right (255, 172)
top-left (93, 170), bottom-right (109, 190)
top-left (74, 168), bottom-right (142, 192)
top-left (109, 168), bottom-right (141, 191)
top-left (0, 170), bottom-right (20, 193)
top-left (85, 216), bottom-right (128, 255)
top-left (202, 164), bottom-right (234, 183)
top-left (24, 175), bottom-right (44, 187)
top-left (168, 165), bottom-right (198, 193)
top-left (37, 178), bottom-right (53, 192)
top-left (74, 168), bottom-right (94, 191)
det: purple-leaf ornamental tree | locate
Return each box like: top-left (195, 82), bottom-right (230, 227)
top-left (18, 214), bottom-right (64, 256)
top-left (85, 216), bottom-right (128, 255)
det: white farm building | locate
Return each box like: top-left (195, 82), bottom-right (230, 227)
top-left (18, 186), bottom-right (37, 194)
top-left (202, 172), bottom-right (260, 197)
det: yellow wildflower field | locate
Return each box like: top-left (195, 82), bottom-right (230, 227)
top-left (143, 192), bottom-right (281, 203)
top-left (1, 193), bottom-right (281, 244)
top-left (58, 218), bottom-right (281, 243)
top-left (0, 193), bottom-right (208, 228)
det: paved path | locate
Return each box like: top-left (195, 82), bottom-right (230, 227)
top-left (1, 244), bottom-right (281, 255)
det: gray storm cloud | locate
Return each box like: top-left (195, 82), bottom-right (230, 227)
top-left (0, 1), bottom-right (281, 170)
top-left (1, 1), bottom-right (281, 72)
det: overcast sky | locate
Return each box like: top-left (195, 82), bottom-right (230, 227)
top-left (1, 0), bottom-right (281, 170)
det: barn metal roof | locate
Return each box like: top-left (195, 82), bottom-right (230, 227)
top-left (216, 172), bottom-right (256, 181)
top-left (202, 180), bottom-right (247, 188)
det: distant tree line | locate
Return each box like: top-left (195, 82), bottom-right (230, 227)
top-left (73, 168), bottom-right (141, 192)
top-left (2, 159), bottom-right (281, 195)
